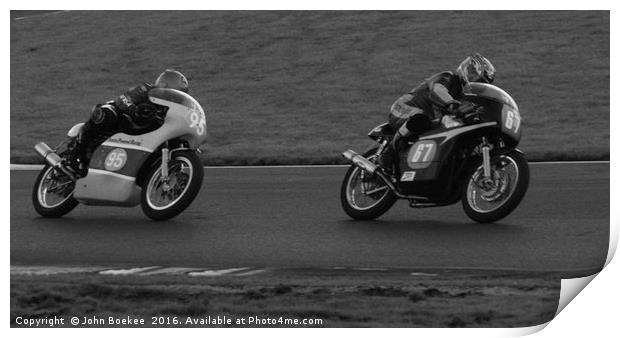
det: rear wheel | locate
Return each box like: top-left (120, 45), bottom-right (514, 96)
top-left (461, 150), bottom-right (529, 223)
top-left (32, 165), bottom-right (78, 217)
top-left (340, 148), bottom-right (397, 220)
top-left (140, 150), bottom-right (203, 221)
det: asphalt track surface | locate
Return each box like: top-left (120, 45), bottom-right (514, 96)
top-left (10, 163), bottom-right (609, 275)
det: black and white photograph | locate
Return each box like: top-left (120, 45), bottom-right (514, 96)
top-left (7, 5), bottom-right (613, 333)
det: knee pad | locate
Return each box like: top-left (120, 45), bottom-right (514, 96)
top-left (90, 104), bottom-right (118, 132)
top-left (405, 113), bottom-right (432, 135)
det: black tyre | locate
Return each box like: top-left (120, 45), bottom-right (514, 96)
top-left (140, 150), bottom-right (204, 221)
top-left (340, 148), bottom-right (397, 220)
top-left (32, 165), bottom-right (78, 218)
top-left (461, 150), bottom-right (529, 223)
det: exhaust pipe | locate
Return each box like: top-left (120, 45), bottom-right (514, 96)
top-left (35, 142), bottom-right (63, 167)
top-left (342, 149), bottom-right (378, 174)
top-left (34, 142), bottom-right (77, 181)
top-left (342, 149), bottom-right (433, 201)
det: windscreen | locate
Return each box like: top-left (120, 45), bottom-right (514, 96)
top-left (465, 83), bottom-right (518, 110)
top-left (148, 88), bottom-right (203, 112)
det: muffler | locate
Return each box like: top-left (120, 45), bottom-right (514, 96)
top-left (35, 142), bottom-right (63, 167)
top-left (34, 142), bottom-right (77, 181)
top-left (343, 149), bottom-right (409, 197)
top-left (342, 149), bottom-right (378, 174)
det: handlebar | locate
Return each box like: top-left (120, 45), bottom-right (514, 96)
top-left (441, 102), bottom-right (484, 124)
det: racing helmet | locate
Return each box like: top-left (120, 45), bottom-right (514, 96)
top-left (456, 53), bottom-right (496, 84)
top-left (155, 69), bottom-right (189, 93)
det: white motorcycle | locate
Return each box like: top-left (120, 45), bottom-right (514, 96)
top-left (32, 88), bottom-right (207, 220)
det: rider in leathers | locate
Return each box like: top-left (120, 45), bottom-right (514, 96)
top-left (378, 53), bottom-right (496, 173)
top-left (73, 69), bottom-right (189, 174)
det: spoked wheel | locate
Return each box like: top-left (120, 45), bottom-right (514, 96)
top-left (32, 165), bottom-right (78, 217)
top-left (340, 149), bottom-right (397, 220)
top-left (141, 150), bottom-right (203, 221)
top-left (462, 150), bottom-right (529, 223)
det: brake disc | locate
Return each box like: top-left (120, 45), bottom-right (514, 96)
top-left (480, 170), bottom-right (508, 202)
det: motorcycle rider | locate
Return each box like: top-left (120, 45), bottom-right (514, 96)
top-left (378, 53), bottom-right (496, 174)
top-left (71, 69), bottom-right (189, 175)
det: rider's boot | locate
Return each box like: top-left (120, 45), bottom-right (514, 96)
top-left (68, 105), bottom-right (119, 177)
top-left (378, 132), bottom-right (403, 176)
top-left (378, 144), bottom-right (395, 175)
top-left (378, 129), bottom-right (421, 177)
top-left (73, 121), bottom-right (104, 177)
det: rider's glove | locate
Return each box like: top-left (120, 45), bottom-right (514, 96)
top-left (455, 101), bottom-right (478, 119)
top-left (441, 115), bottom-right (462, 128)
top-left (445, 101), bottom-right (461, 116)
top-left (131, 103), bottom-right (165, 126)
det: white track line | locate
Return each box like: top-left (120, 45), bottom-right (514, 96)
top-left (410, 272), bottom-right (438, 277)
top-left (204, 165), bottom-right (349, 169)
top-left (99, 266), bottom-right (161, 275)
top-left (140, 267), bottom-right (201, 276)
top-left (10, 264), bottom-right (595, 276)
top-left (235, 269), bottom-right (268, 277)
top-left (528, 161), bottom-right (610, 165)
top-left (10, 266), bottom-right (105, 275)
top-left (12, 10), bottom-right (70, 21)
top-left (188, 267), bottom-right (251, 277)
top-left (9, 161), bottom-right (609, 171)
top-left (10, 265), bottom-right (266, 277)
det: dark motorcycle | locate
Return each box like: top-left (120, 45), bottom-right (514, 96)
top-left (341, 83), bottom-right (529, 223)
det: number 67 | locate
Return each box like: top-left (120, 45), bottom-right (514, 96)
top-left (505, 110), bottom-right (521, 133)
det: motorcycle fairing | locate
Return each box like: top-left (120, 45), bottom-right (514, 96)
top-left (67, 123), bottom-right (85, 137)
top-left (147, 88), bottom-right (207, 150)
top-left (463, 83), bottom-right (521, 145)
top-left (368, 122), bottom-right (395, 140)
top-left (78, 88), bottom-right (207, 155)
top-left (73, 88), bottom-right (207, 207)
top-left (73, 142), bottom-right (149, 206)
top-left (73, 169), bottom-right (141, 206)
top-left (417, 122), bottom-right (497, 145)
top-left (395, 122), bottom-right (497, 197)
top-left (464, 83), bottom-right (518, 110)
top-left (499, 105), bottom-right (522, 143)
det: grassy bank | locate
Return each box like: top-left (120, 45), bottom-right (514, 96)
top-left (10, 11), bottom-right (609, 164)
top-left (11, 269), bottom-right (560, 328)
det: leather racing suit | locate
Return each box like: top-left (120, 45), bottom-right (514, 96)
top-left (389, 71), bottom-right (466, 138)
top-left (380, 71), bottom-right (467, 172)
top-left (76, 83), bottom-right (167, 170)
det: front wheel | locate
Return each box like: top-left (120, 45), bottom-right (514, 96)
top-left (32, 165), bottom-right (79, 217)
top-left (461, 150), bottom-right (529, 223)
top-left (140, 150), bottom-right (204, 221)
top-left (340, 148), bottom-right (397, 220)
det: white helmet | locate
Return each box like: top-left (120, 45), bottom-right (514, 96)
top-left (155, 69), bottom-right (189, 93)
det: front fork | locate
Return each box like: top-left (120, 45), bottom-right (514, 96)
top-left (479, 136), bottom-right (496, 186)
top-left (161, 143), bottom-right (170, 191)
top-left (481, 137), bottom-right (491, 179)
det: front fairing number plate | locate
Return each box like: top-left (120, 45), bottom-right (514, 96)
top-left (407, 140), bottom-right (437, 169)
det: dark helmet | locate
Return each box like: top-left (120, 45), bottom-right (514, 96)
top-left (456, 53), bottom-right (496, 84)
top-left (154, 69), bottom-right (189, 93)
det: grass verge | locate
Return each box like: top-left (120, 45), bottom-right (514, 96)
top-left (11, 269), bottom-right (560, 328)
top-left (10, 11), bottom-right (609, 164)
